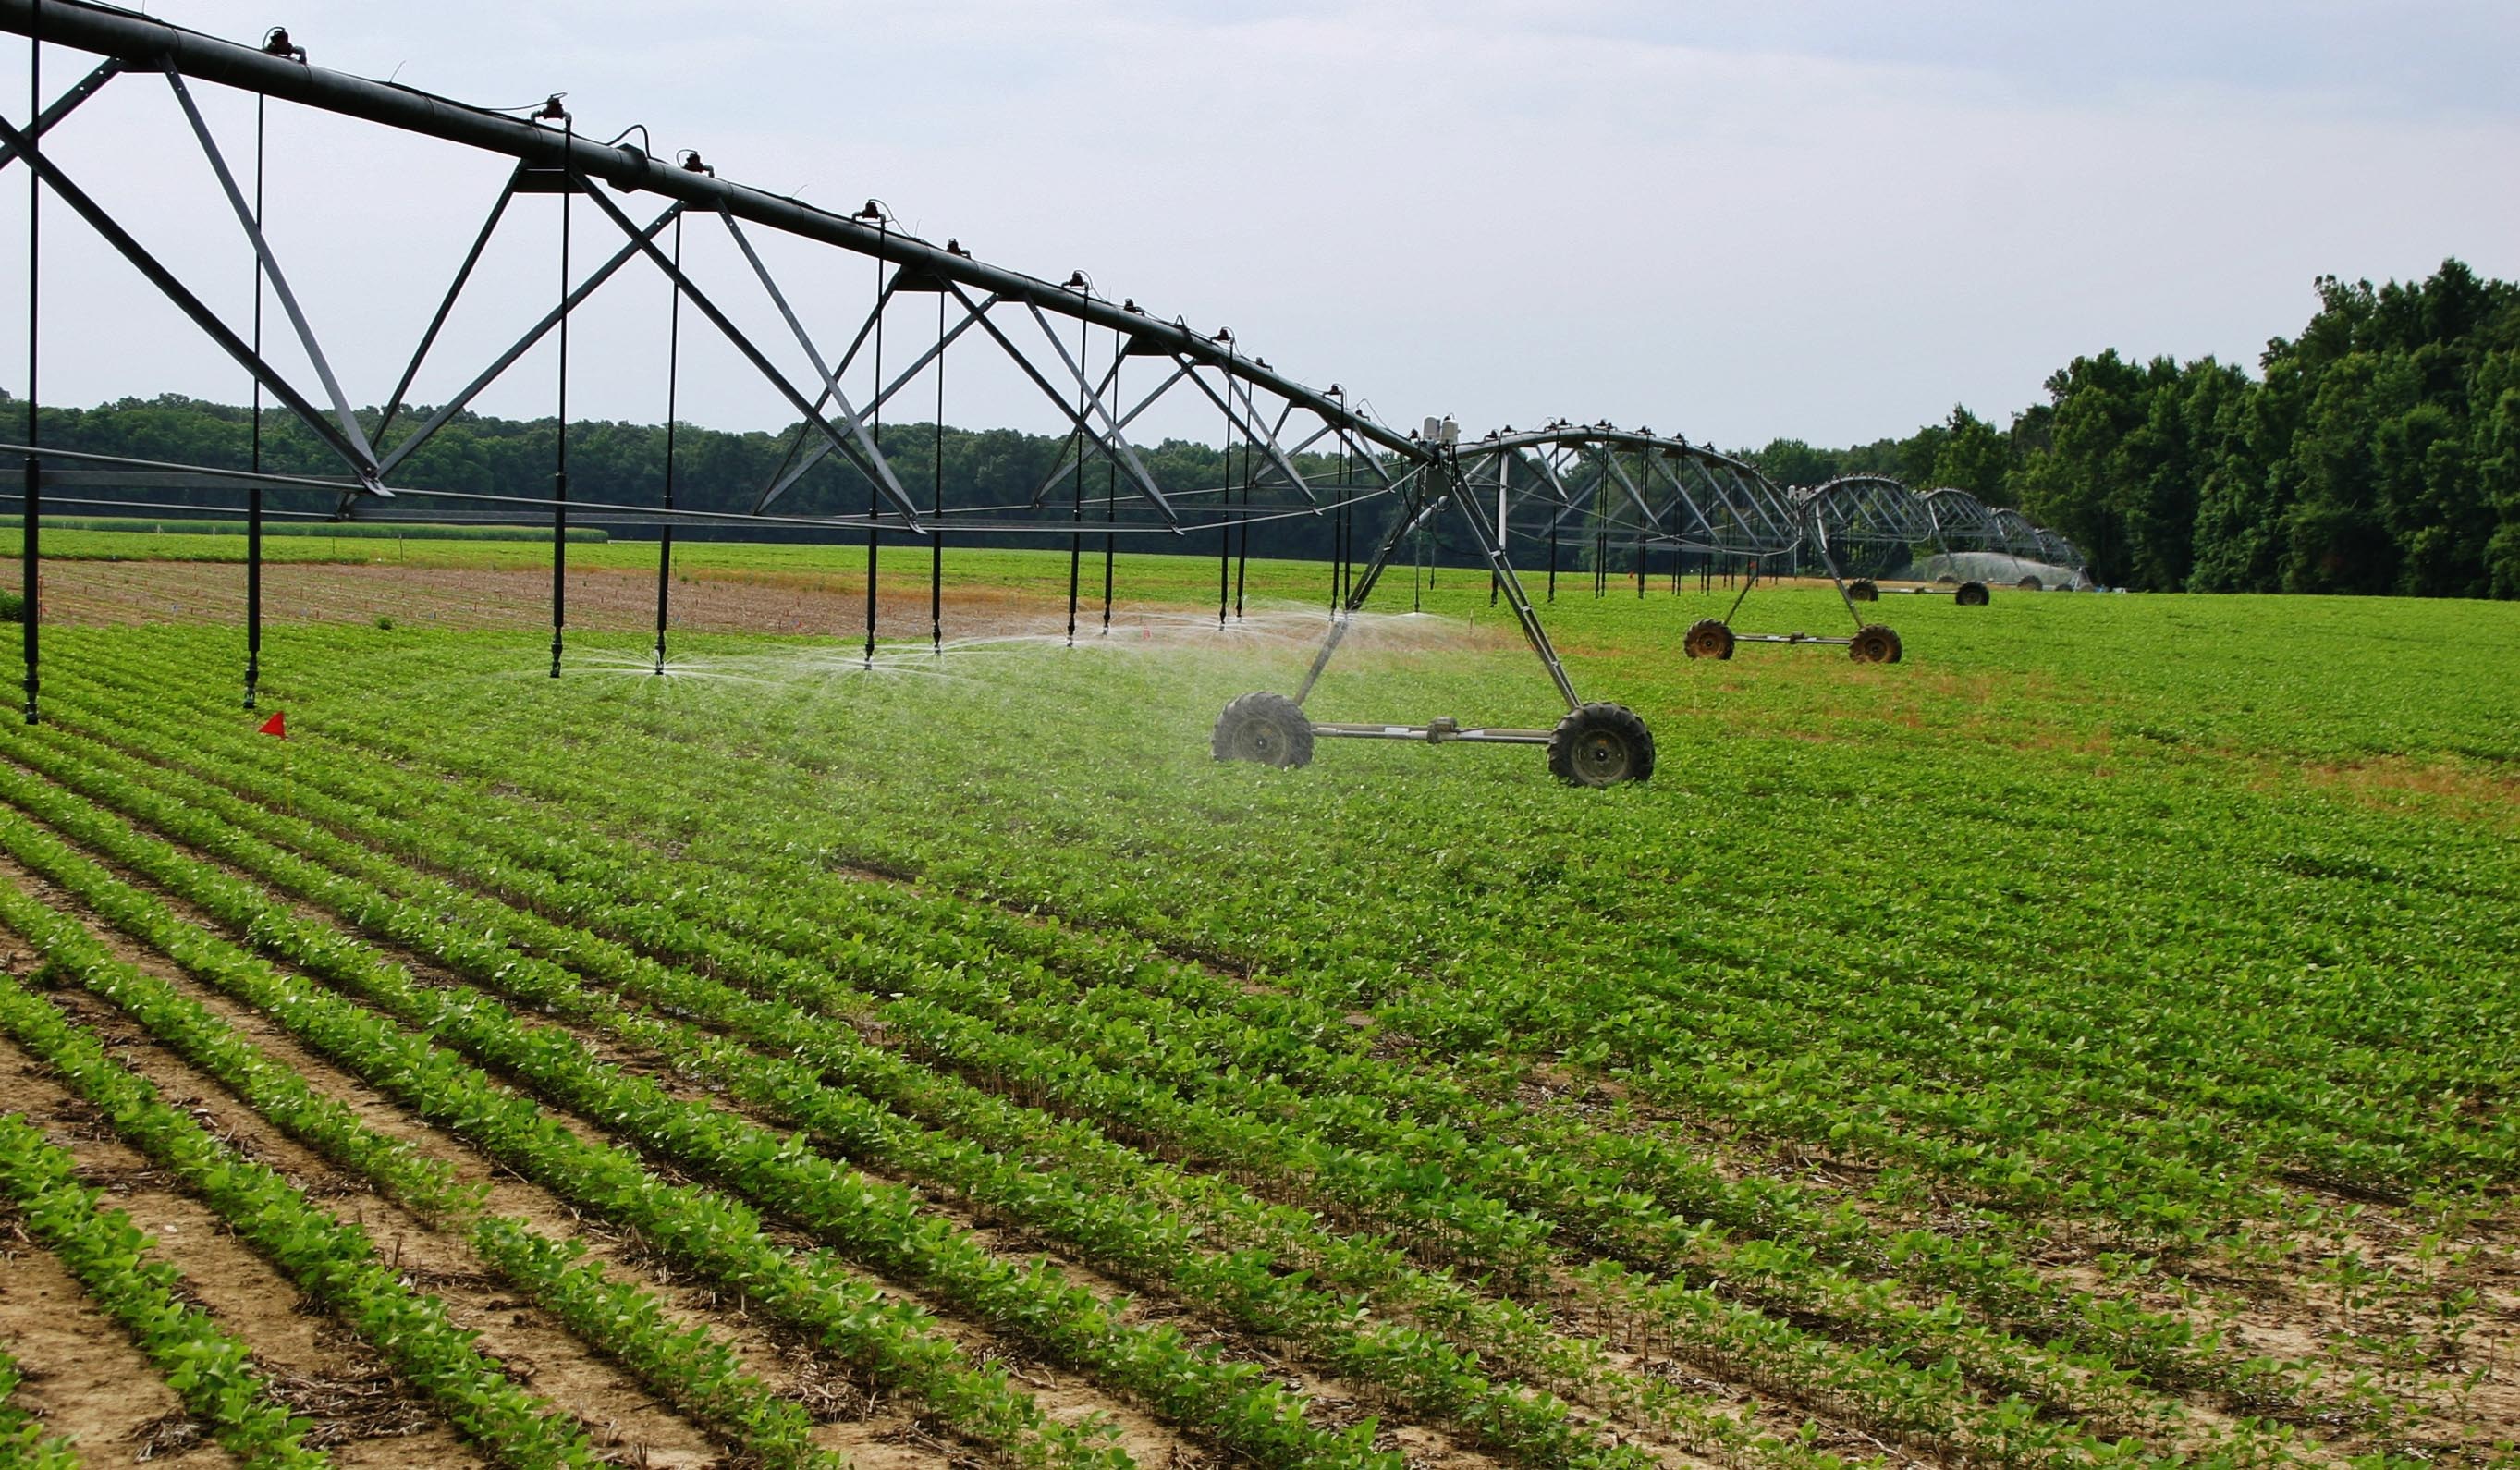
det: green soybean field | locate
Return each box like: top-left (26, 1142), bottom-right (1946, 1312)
top-left (0, 549), bottom-right (2514, 1470)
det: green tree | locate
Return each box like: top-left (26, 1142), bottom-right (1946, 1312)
top-left (1925, 406), bottom-right (2010, 500)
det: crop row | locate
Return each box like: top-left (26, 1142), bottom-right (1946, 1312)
top-left (0, 843), bottom-right (873, 1470)
top-left (469, 1218), bottom-right (848, 1470)
top-left (13, 655), bottom-right (2330, 1461)
top-left (0, 962), bottom-right (603, 1466)
top-left (0, 1106), bottom-right (325, 1468)
top-left (341, 624), bottom-right (2505, 1216)
top-left (36, 655), bottom-right (2285, 1411)
top-left (0, 712), bottom-right (1975, 1465)
top-left (0, 794), bottom-right (1118, 1470)
top-left (0, 762), bottom-right (1411, 1470)
top-left (73, 640), bottom-right (2247, 1266)
top-left (0, 1334), bottom-right (76, 1469)
top-left (0, 723), bottom-right (1667, 1470)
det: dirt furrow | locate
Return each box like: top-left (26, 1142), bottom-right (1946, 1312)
top-left (0, 817), bottom-right (1224, 1468)
top-left (0, 1023), bottom-right (480, 1467)
top-left (0, 844), bottom-right (1019, 1466)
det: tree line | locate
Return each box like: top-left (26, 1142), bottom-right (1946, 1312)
top-left (0, 390), bottom-right (1388, 562)
top-left (9, 256), bottom-right (2514, 595)
top-left (1731, 258), bottom-right (2519, 597)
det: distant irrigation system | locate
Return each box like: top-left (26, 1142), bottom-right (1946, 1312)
top-left (0, 0), bottom-right (2086, 785)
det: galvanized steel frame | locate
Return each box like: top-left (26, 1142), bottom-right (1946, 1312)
top-left (0, 0), bottom-right (1622, 737)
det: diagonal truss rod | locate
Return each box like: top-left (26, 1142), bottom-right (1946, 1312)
top-left (1021, 300), bottom-right (1175, 517)
top-left (569, 180), bottom-right (925, 528)
top-left (945, 282), bottom-right (1179, 524)
top-left (373, 197), bottom-right (683, 480)
top-left (1021, 346), bottom-right (1130, 510)
top-left (1230, 372), bottom-right (1321, 504)
top-left (0, 55), bottom-right (116, 172)
top-left (375, 168), bottom-right (520, 447)
top-left (1166, 354), bottom-right (1283, 494)
top-left (752, 288), bottom-right (1001, 511)
top-left (0, 109), bottom-right (379, 479)
top-left (1595, 447), bottom-right (1661, 531)
top-left (1450, 462), bottom-right (1582, 709)
top-left (165, 68), bottom-right (378, 476)
top-left (716, 211), bottom-right (916, 519)
top-left (1648, 456), bottom-right (1728, 545)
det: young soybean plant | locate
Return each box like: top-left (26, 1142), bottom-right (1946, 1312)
top-left (0, 1112), bottom-right (327, 1468)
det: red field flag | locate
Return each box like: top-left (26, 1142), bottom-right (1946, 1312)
top-left (257, 710), bottom-right (287, 740)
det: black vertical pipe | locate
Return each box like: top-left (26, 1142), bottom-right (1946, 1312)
top-left (1231, 431), bottom-right (1248, 620)
top-left (654, 212), bottom-right (681, 675)
top-left (864, 221), bottom-right (884, 668)
top-left (1065, 308), bottom-right (1083, 646)
top-left (20, 0), bottom-right (38, 726)
top-left (549, 115), bottom-right (571, 680)
top-left (1343, 483), bottom-right (1355, 606)
top-left (1215, 361), bottom-right (1229, 628)
top-left (1328, 480), bottom-right (1343, 612)
top-left (930, 289), bottom-right (943, 654)
top-left (1100, 340), bottom-right (1116, 633)
top-left (1336, 435), bottom-right (1350, 607)
top-left (242, 92), bottom-right (263, 708)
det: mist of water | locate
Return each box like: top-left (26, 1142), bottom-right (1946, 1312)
top-left (554, 602), bottom-right (1481, 693)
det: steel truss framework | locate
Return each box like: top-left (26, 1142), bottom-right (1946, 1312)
top-left (1457, 423), bottom-right (1804, 569)
top-left (0, 1), bottom-right (1422, 542)
top-left (1412, 425), bottom-right (1889, 660)
top-left (1800, 475), bottom-right (2086, 580)
top-left (0, 2), bottom-right (2098, 781)
top-left (1437, 435), bottom-right (2085, 595)
top-left (0, 0), bottom-right (1666, 778)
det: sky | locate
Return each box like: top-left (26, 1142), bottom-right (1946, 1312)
top-left (0, 0), bottom-right (2513, 452)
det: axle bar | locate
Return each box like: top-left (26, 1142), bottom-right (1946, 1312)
top-left (1309, 718), bottom-right (1551, 746)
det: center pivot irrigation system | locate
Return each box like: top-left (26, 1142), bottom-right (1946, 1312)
top-left (0, 0), bottom-right (2081, 787)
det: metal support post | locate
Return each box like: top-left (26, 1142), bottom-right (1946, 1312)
top-left (550, 111), bottom-right (572, 679)
top-left (20, 0), bottom-right (38, 725)
top-left (654, 213), bottom-right (683, 674)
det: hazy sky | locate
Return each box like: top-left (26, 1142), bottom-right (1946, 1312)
top-left (1, 0), bottom-right (2513, 450)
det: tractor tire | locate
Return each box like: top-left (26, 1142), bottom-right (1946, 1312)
top-left (1849, 624), bottom-right (1903, 664)
top-left (2016, 575), bottom-right (2044, 592)
top-left (1547, 702), bottom-right (1656, 787)
top-left (1211, 691), bottom-right (1315, 768)
top-left (1847, 578), bottom-right (1879, 601)
top-left (1683, 618), bottom-right (1736, 660)
top-left (1955, 581), bottom-right (1991, 606)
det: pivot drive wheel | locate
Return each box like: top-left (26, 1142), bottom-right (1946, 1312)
top-left (1212, 691), bottom-right (1315, 768)
top-left (1683, 618), bottom-right (1735, 661)
top-left (1847, 578), bottom-right (1879, 601)
top-left (1848, 624), bottom-right (1902, 664)
top-left (1955, 581), bottom-right (1990, 606)
top-left (2016, 575), bottom-right (2043, 592)
top-left (1548, 702), bottom-right (1655, 787)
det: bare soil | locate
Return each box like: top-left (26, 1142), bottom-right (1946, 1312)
top-left (37, 558), bottom-right (1190, 642)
